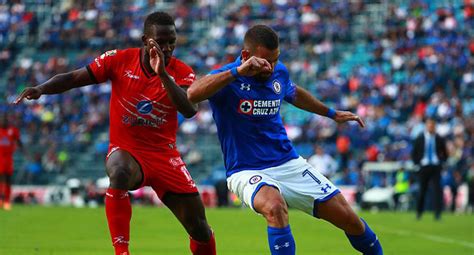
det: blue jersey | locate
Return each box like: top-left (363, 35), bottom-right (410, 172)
top-left (208, 57), bottom-right (299, 177)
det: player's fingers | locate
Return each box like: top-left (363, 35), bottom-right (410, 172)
top-left (13, 90), bottom-right (28, 104)
top-left (349, 115), bottom-right (365, 128)
top-left (148, 38), bottom-right (159, 49)
top-left (356, 116), bottom-right (366, 128)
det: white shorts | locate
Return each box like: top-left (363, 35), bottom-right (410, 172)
top-left (227, 156), bottom-right (340, 217)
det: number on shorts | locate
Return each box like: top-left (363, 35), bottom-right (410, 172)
top-left (302, 169), bottom-right (321, 184)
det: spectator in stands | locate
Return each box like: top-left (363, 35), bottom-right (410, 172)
top-left (307, 145), bottom-right (338, 179)
top-left (393, 168), bottom-right (410, 211)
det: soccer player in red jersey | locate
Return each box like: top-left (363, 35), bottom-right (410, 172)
top-left (14, 12), bottom-right (216, 255)
top-left (0, 113), bottom-right (22, 211)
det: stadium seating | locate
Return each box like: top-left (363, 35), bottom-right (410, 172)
top-left (2, 0), bottom-right (472, 197)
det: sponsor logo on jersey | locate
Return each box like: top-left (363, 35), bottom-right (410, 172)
top-left (237, 99), bottom-right (281, 116)
top-left (122, 115), bottom-right (166, 127)
top-left (119, 96), bottom-right (171, 128)
top-left (169, 157), bottom-right (185, 167)
top-left (272, 80), bottom-right (281, 94)
top-left (105, 49), bottom-right (117, 56)
top-left (124, 70), bottom-right (140, 80)
top-left (183, 73), bottom-right (196, 83)
top-left (136, 100), bottom-right (153, 114)
top-left (249, 175), bottom-right (262, 185)
top-left (240, 83), bottom-right (251, 91)
top-left (238, 100), bottom-right (253, 114)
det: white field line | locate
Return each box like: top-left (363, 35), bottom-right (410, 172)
top-left (378, 228), bottom-right (474, 249)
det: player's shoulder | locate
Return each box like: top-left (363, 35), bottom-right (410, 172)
top-left (100, 48), bottom-right (138, 59)
top-left (171, 57), bottom-right (194, 73)
top-left (209, 61), bottom-right (239, 75)
top-left (274, 61), bottom-right (289, 75)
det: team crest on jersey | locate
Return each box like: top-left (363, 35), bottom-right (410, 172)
top-left (105, 49), bottom-right (117, 56)
top-left (136, 100), bottom-right (153, 115)
top-left (272, 80), bottom-right (281, 94)
top-left (249, 175), bottom-right (262, 185)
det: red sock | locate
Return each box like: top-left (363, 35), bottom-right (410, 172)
top-left (190, 231), bottom-right (216, 255)
top-left (4, 183), bottom-right (11, 203)
top-left (105, 188), bottom-right (132, 255)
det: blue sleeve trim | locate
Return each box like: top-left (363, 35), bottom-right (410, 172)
top-left (312, 189), bottom-right (341, 218)
top-left (250, 182), bottom-right (281, 212)
top-left (230, 67), bottom-right (240, 78)
top-left (327, 108), bottom-right (336, 119)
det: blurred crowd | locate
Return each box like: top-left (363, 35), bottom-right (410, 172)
top-left (1, 0), bottom-right (473, 210)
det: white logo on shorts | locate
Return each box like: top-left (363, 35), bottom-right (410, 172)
top-left (249, 175), bottom-right (262, 185)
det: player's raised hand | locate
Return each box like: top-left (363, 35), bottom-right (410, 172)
top-left (333, 110), bottom-right (365, 128)
top-left (13, 87), bottom-right (42, 104)
top-left (237, 56), bottom-right (272, 77)
top-left (148, 38), bottom-right (166, 76)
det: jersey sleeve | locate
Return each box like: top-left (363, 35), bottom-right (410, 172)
top-left (282, 65), bottom-right (297, 103)
top-left (174, 63), bottom-right (196, 87)
top-left (86, 49), bottom-right (118, 84)
top-left (207, 65), bottom-right (234, 103)
top-left (13, 127), bottom-right (20, 141)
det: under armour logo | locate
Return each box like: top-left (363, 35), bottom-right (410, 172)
top-left (321, 183), bottom-right (332, 193)
top-left (370, 236), bottom-right (378, 247)
top-left (240, 83), bottom-right (251, 91)
top-left (274, 242), bottom-right (290, 250)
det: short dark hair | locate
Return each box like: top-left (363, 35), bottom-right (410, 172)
top-left (244, 25), bottom-right (279, 50)
top-left (144, 11), bottom-right (175, 35)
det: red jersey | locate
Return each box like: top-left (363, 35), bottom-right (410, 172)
top-left (0, 126), bottom-right (20, 157)
top-left (87, 48), bottom-right (196, 151)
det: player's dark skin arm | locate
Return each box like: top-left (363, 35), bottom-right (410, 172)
top-left (291, 85), bottom-right (366, 128)
top-left (161, 73), bottom-right (197, 118)
top-left (147, 39), bottom-right (197, 118)
top-left (13, 68), bottom-right (94, 103)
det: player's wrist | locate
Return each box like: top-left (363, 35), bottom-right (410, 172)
top-left (231, 67), bottom-right (241, 79)
top-left (326, 108), bottom-right (336, 119)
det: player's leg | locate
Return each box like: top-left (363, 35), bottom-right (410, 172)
top-left (105, 149), bottom-right (143, 255)
top-left (3, 174), bottom-right (12, 210)
top-left (253, 186), bottom-right (296, 255)
top-left (316, 193), bottom-right (383, 255)
top-left (162, 193), bottom-right (216, 255)
top-left (0, 173), bottom-right (5, 208)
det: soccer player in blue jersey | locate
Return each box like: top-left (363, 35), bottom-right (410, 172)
top-left (188, 25), bottom-right (383, 255)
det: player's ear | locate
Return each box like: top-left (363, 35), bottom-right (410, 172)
top-left (241, 49), bottom-right (250, 61)
top-left (141, 35), bottom-right (148, 46)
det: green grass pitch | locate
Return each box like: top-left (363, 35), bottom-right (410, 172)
top-left (0, 206), bottom-right (473, 254)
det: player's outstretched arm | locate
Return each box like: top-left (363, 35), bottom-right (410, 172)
top-left (292, 86), bottom-right (365, 128)
top-left (13, 68), bottom-right (94, 104)
top-left (188, 56), bottom-right (272, 104)
top-left (148, 39), bottom-right (197, 118)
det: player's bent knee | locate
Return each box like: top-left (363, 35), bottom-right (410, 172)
top-left (260, 200), bottom-right (288, 226)
top-left (107, 166), bottom-right (133, 189)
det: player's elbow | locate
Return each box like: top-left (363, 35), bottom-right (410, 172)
top-left (187, 85), bottom-right (203, 104)
top-left (182, 108), bottom-right (197, 119)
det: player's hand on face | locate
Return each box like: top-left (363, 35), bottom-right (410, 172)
top-left (148, 38), bottom-right (167, 76)
top-left (237, 56), bottom-right (272, 77)
top-left (13, 87), bottom-right (42, 104)
top-left (333, 110), bottom-right (366, 128)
